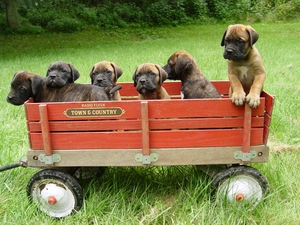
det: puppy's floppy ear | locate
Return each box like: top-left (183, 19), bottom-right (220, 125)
top-left (30, 75), bottom-right (44, 95)
top-left (246, 26), bottom-right (259, 48)
top-left (90, 66), bottom-right (95, 84)
top-left (221, 28), bottom-right (228, 46)
top-left (68, 63), bottom-right (80, 83)
top-left (111, 63), bottom-right (123, 82)
top-left (175, 55), bottom-right (193, 75)
top-left (155, 65), bottom-right (168, 85)
top-left (132, 67), bottom-right (139, 87)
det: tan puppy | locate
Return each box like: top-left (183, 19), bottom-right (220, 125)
top-left (90, 61), bottom-right (123, 101)
top-left (162, 50), bottom-right (221, 99)
top-left (132, 63), bottom-right (170, 100)
top-left (221, 24), bottom-right (266, 108)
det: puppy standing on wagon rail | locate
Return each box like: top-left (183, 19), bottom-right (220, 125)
top-left (221, 24), bottom-right (266, 108)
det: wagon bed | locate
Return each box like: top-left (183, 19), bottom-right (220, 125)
top-left (24, 81), bottom-right (275, 167)
top-left (1, 80), bottom-right (275, 218)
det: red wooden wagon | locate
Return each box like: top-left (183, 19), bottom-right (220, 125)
top-left (1, 81), bottom-right (275, 218)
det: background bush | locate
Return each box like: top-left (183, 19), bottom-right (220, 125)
top-left (0, 0), bottom-right (300, 34)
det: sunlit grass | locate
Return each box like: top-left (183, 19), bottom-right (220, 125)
top-left (0, 23), bottom-right (300, 224)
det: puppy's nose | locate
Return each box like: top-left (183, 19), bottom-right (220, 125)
top-left (139, 78), bottom-right (146, 84)
top-left (50, 74), bottom-right (56, 79)
top-left (97, 78), bottom-right (103, 83)
top-left (226, 49), bottom-right (233, 55)
top-left (6, 95), bottom-right (13, 102)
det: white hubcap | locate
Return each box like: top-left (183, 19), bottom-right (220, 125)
top-left (31, 179), bottom-right (76, 218)
top-left (218, 175), bottom-right (263, 206)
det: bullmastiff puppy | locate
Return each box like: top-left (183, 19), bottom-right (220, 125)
top-left (6, 71), bottom-right (122, 106)
top-left (132, 63), bottom-right (170, 100)
top-left (90, 61), bottom-right (123, 101)
top-left (221, 24), bottom-right (266, 108)
top-left (162, 50), bottom-right (221, 99)
top-left (46, 61), bottom-right (80, 87)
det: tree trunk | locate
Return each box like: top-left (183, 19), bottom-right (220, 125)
top-left (4, 0), bottom-right (21, 28)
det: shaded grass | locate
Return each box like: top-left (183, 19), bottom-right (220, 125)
top-left (1, 23), bottom-right (300, 224)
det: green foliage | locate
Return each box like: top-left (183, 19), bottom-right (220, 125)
top-left (206, 0), bottom-right (251, 22)
top-left (1, 0), bottom-right (300, 34)
top-left (46, 17), bottom-right (84, 33)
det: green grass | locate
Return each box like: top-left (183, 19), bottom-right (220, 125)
top-left (1, 23), bottom-right (300, 224)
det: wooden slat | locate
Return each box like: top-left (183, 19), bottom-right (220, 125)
top-left (147, 99), bottom-right (264, 118)
top-left (29, 128), bottom-right (263, 150)
top-left (118, 81), bottom-right (230, 96)
top-left (25, 98), bottom-right (265, 121)
top-left (27, 145), bottom-right (269, 167)
top-left (27, 117), bottom-right (264, 132)
top-left (27, 120), bottom-right (141, 132)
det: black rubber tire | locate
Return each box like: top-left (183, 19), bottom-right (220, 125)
top-left (26, 169), bottom-right (84, 218)
top-left (211, 165), bottom-right (269, 206)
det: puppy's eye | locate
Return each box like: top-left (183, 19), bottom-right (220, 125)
top-left (238, 38), bottom-right (245, 44)
top-left (149, 72), bottom-right (156, 76)
top-left (61, 69), bottom-right (67, 73)
top-left (19, 86), bottom-right (26, 92)
top-left (105, 70), bottom-right (112, 75)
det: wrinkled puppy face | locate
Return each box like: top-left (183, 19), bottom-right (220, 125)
top-left (133, 63), bottom-right (167, 95)
top-left (221, 24), bottom-right (259, 61)
top-left (46, 61), bottom-right (80, 87)
top-left (90, 61), bottom-right (123, 88)
top-left (6, 71), bottom-right (35, 105)
top-left (163, 50), bottom-right (193, 81)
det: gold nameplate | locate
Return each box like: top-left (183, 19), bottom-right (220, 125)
top-left (64, 107), bottom-right (125, 118)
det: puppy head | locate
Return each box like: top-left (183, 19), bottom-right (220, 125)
top-left (7, 71), bottom-right (44, 105)
top-left (90, 61), bottom-right (123, 87)
top-left (162, 50), bottom-right (193, 81)
top-left (221, 24), bottom-right (259, 61)
top-left (132, 63), bottom-right (168, 95)
top-left (46, 61), bottom-right (80, 87)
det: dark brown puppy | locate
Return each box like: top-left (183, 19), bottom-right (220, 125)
top-left (132, 63), bottom-right (170, 100)
top-left (221, 24), bottom-right (266, 108)
top-left (163, 50), bottom-right (221, 99)
top-left (6, 71), bottom-right (121, 106)
top-left (46, 61), bottom-right (80, 87)
top-left (90, 61), bottom-right (123, 101)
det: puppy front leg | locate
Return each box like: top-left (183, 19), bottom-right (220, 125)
top-left (229, 73), bottom-right (245, 106)
top-left (246, 73), bottom-right (265, 108)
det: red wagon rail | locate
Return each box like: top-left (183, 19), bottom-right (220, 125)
top-left (24, 81), bottom-right (275, 167)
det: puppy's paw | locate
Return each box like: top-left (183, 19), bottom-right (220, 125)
top-left (246, 93), bottom-right (260, 108)
top-left (231, 92), bottom-right (246, 106)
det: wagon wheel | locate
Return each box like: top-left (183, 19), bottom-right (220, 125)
top-left (26, 169), bottom-right (84, 218)
top-left (211, 165), bottom-right (269, 208)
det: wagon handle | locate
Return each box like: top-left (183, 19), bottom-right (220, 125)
top-left (0, 157), bottom-right (28, 172)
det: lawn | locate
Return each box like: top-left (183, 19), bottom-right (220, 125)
top-left (0, 23), bottom-right (300, 224)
